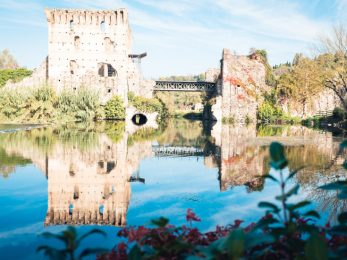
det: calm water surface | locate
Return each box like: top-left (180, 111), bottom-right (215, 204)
top-left (0, 119), bottom-right (345, 259)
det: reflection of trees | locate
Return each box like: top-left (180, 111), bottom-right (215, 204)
top-left (0, 148), bottom-right (31, 178)
top-left (156, 119), bottom-right (207, 148)
top-left (257, 125), bottom-right (286, 136)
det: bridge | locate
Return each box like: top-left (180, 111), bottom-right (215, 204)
top-left (152, 145), bottom-right (206, 157)
top-left (154, 81), bottom-right (216, 92)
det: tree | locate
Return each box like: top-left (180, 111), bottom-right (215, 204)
top-left (318, 25), bottom-right (347, 110)
top-left (277, 57), bottom-right (324, 117)
top-left (292, 53), bottom-right (304, 66)
top-left (0, 49), bottom-right (19, 69)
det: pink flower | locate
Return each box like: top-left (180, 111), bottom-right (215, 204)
top-left (186, 209), bottom-right (201, 222)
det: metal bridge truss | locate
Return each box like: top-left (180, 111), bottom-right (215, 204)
top-left (154, 81), bottom-right (216, 92)
top-left (152, 146), bottom-right (205, 157)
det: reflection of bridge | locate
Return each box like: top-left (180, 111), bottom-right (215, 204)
top-left (154, 81), bottom-right (216, 92)
top-left (152, 145), bottom-right (206, 157)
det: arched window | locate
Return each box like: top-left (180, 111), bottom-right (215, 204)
top-left (69, 20), bottom-right (74, 30)
top-left (73, 185), bottom-right (79, 200)
top-left (98, 63), bottom-right (117, 77)
top-left (100, 21), bottom-right (106, 32)
top-left (70, 60), bottom-right (77, 75)
top-left (74, 36), bottom-right (80, 49)
top-left (104, 37), bottom-right (113, 52)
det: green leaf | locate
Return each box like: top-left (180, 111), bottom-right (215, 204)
top-left (254, 217), bottom-right (279, 230)
top-left (245, 232), bottom-right (274, 248)
top-left (223, 229), bottom-right (245, 258)
top-left (269, 142), bottom-right (285, 162)
top-left (319, 181), bottom-right (347, 190)
top-left (269, 142), bottom-right (288, 170)
top-left (288, 200), bottom-right (311, 211)
top-left (305, 233), bottom-right (328, 260)
top-left (338, 212), bottom-right (347, 225)
top-left (258, 202), bottom-right (280, 212)
top-left (286, 167), bottom-right (304, 182)
top-left (262, 174), bottom-right (279, 183)
top-left (338, 190), bottom-right (347, 199)
top-left (340, 140), bottom-right (347, 149)
top-left (151, 217), bottom-right (169, 227)
top-left (78, 248), bottom-right (108, 259)
top-left (330, 225), bottom-right (347, 236)
top-left (304, 210), bottom-right (320, 219)
top-left (276, 185), bottom-right (299, 200)
top-left (343, 160), bottom-right (347, 170)
top-left (270, 159), bottom-right (288, 170)
top-left (76, 229), bottom-right (107, 246)
top-left (128, 245), bottom-right (142, 260)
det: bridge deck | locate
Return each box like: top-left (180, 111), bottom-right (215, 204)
top-left (154, 81), bottom-right (216, 92)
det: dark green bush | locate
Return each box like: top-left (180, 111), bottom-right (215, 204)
top-left (333, 107), bottom-right (346, 121)
top-left (104, 95), bottom-right (125, 120)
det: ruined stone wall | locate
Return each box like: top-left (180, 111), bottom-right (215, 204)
top-left (220, 49), bottom-right (268, 122)
top-left (280, 89), bottom-right (341, 118)
top-left (5, 57), bottom-right (48, 88)
top-left (208, 49), bottom-right (268, 123)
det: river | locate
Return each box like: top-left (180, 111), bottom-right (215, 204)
top-left (0, 119), bottom-right (345, 259)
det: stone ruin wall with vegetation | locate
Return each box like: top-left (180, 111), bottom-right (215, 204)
top-left (210, 48), bottom-right (269, 123)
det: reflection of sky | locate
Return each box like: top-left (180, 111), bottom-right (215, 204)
top-left (0, 155), bottom-right (322, 259)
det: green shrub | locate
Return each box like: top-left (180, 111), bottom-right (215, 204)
top-left (0, 87), bottom-right (28, 120)
top-left (25, 86), bottom-right (57, 122)
top-left (57, 88), bottom-right (103, 122)
top-left (0, 68), bottom-right (32, 87)
top-left (104, 95), bottom-right (125, 120)
top-left (333, 107), bottom-right (346, 121)
top-left (128, 91), bottom-right (168, 122)
top-left (257, 101), bottom-right (283, 122)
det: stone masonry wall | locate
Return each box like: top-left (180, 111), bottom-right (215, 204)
top-left (280, 88), bottom-right (341, 118)
top-left (44, 9), bottom-right (141, 104)
top-left (210, 49), bottom-right (268, 123)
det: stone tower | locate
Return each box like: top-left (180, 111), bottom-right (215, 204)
top-left (44, 9), bottom-right (141, 103)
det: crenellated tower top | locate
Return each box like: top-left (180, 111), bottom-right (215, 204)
top-left (44, 8), bottom-right (129, 25)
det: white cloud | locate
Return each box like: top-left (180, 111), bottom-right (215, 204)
top-left (0, 0), bottom-right (343, 76)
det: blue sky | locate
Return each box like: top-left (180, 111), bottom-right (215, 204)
top-left (0, 0), bottom-right (346, 78)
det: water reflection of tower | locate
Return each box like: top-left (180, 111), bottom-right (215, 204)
top-left (44, 134), bottom-right (152, 227)
top-left (211, 124), bottom-right (266, 192)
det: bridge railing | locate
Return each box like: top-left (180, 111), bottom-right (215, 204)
top-left (154, 81), bottom-right (216, 92)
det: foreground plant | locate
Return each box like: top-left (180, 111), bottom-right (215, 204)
top-left (98, 141), bottom-right (347, 259)
top-left (37, 226), bottom-right (108, 260)
top-left (38, 141), bottom-right (347, 259)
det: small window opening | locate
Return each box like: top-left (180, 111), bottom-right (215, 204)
top-left (98, 63), bottom-right (117, 77)
top-left (106, 161), bottom-right (115, 173)
top-left (70, 60), bottom-right (77, 75)
top-left (73, 185), bottom-right (79, 200)
top-left (69, 203), bottom-right (74, 215)
top-left (69, 20), bottom-right (74, 30)
top-left (104, 37), bottom-right (113, 52)
top-left (100, 21), bottom-right (106, 32)
top-left (98, 161), bottom-right (105, 168)
top-left (74, 36), bottom-right (80, 49)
